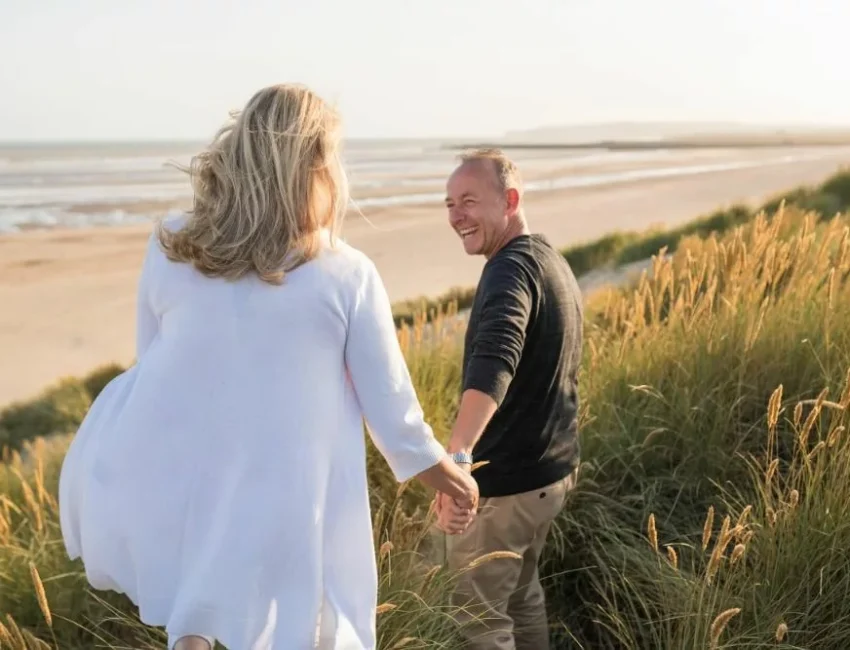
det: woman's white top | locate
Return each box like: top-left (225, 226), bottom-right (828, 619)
top-left (59, 217), bottom-right (448, 649)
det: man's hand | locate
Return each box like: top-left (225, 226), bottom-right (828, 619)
top-left (434, 489), bottom-right (476, 535)
top-left (431, 452), bottom-right (479, 535)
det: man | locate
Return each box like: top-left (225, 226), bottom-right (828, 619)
top-left (435, 148), bottom-right (583, 650)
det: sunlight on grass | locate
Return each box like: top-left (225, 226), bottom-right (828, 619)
top-left (4, 195), bottom-right (850, 647)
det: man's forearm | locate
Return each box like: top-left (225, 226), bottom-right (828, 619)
top-left (447, 388), bottom-right (499, 455)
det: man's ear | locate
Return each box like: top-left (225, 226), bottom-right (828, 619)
top-left (505, 188), bottom-right (520, 216)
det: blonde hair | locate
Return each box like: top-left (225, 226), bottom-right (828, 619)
top-left (158, 83), bottom-right (349, 284)
top-left (458, 148), bottom-right (523, 197)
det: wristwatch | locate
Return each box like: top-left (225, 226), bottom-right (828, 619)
top-left (450, 451), bottom-right (473, 466)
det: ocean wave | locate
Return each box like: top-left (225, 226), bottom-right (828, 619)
top-left (0, 155), bottom-right (191, 174)
top-left (2, 149), bottom-right (846, 233)
top-left (0, 182), bottom-right (192, 208)
top-left (354, 152), bottom-right (836, 209)
top-left (0, 207), bottom-right (160, 233)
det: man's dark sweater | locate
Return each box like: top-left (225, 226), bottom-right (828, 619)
top-left (462, 233), bottom-right (583, 498)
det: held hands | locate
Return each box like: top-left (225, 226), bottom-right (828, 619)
top-left (434, 492), bottom-right (476, 534)
top-left (433, 464), bottom-right (479, 535)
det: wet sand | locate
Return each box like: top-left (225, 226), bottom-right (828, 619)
top-left (1, 151), bottom-right (849, 407)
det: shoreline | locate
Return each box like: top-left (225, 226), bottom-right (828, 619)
top-left (4, 145), bottom-right (849, 234)
top-left (2, 153), bottom-right (850, 408)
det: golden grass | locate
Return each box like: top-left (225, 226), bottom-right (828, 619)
top-left (5, 199), bottom-right (850, 647)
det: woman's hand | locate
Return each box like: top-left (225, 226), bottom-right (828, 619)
top-left (416, 457), bottom-right (478, 534)
top-left (434, 492), bottom-right (476, 534)
top-left (433, 469), bottom-right (478, 535)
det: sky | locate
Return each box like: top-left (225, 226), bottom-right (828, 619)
top-left (1, 0), bottom-right (848, 141)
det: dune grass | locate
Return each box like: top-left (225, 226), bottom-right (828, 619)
top-left (391, 287), bottom-right (477, 329)
top-left (540, 207), bottom-right (850, 648)
top-left (561, 165), bottom-right (850, 277)
top-left (4, 199), bottom-right (850, 647)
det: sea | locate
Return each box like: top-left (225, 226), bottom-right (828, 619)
top-left (1, 139), bottom-right (846, 234)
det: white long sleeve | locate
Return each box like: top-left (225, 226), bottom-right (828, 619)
top-left (344, 258), bottom-right (447, 482)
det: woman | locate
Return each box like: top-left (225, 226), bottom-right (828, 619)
top-left (58, 84), bottom-right (478, 650)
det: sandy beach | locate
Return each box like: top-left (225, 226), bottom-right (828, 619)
top-left (2, 148), bottom-right (850, 407)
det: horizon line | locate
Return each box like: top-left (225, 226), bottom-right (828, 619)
top-left (5, 121), bottom-right (850, 148)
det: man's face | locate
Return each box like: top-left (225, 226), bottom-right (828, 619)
top-left (445, 161), bottom-right (515, 257)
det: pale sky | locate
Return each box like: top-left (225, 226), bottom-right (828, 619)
top-left (1, 0), bottom-right (848, 141)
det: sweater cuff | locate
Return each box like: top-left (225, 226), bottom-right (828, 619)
top-left (391, 435), bottom-right (448, 484)
top-left (463, 356), bottom-right (513, 406)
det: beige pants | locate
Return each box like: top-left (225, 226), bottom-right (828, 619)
top-left (446, 471), bottom-right (577, 650)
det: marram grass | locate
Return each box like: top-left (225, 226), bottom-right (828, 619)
top-left (5, 204), bottom-right (850, 648)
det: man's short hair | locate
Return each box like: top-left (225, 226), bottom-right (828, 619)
top-left (458, 148), bottom-right (523, 196)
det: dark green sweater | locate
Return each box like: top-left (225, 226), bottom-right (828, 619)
top-left (462, 233), bottom-right (583, 498)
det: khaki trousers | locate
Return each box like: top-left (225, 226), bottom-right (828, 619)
top-left (446, 471), bottom-right (576, 650)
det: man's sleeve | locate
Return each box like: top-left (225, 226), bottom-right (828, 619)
top-left (463, 258), bottom-right (532, 406)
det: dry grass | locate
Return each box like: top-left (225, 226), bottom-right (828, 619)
top-left (4, 199), bottom-right (850, 647)
top-left (542, 206), bottom-right (850, 648)
top-left (562, 166), bottom-right (850, 276)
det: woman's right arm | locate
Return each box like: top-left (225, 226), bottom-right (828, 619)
top-left (343, 256), bottom-right (477, 510)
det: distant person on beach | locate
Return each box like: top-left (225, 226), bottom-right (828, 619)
top-left (435, 148), bottom-right (584, 649)
top-left (57, 83), bottom-right (478, 650)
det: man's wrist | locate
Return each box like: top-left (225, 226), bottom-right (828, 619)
top-left (449, 450), bottom-right (473, 467)
top-left (446, 438), bottom-right (472, 456)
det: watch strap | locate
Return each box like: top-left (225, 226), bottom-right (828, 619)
top-left (450, 451), bottom-right (473, 465)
